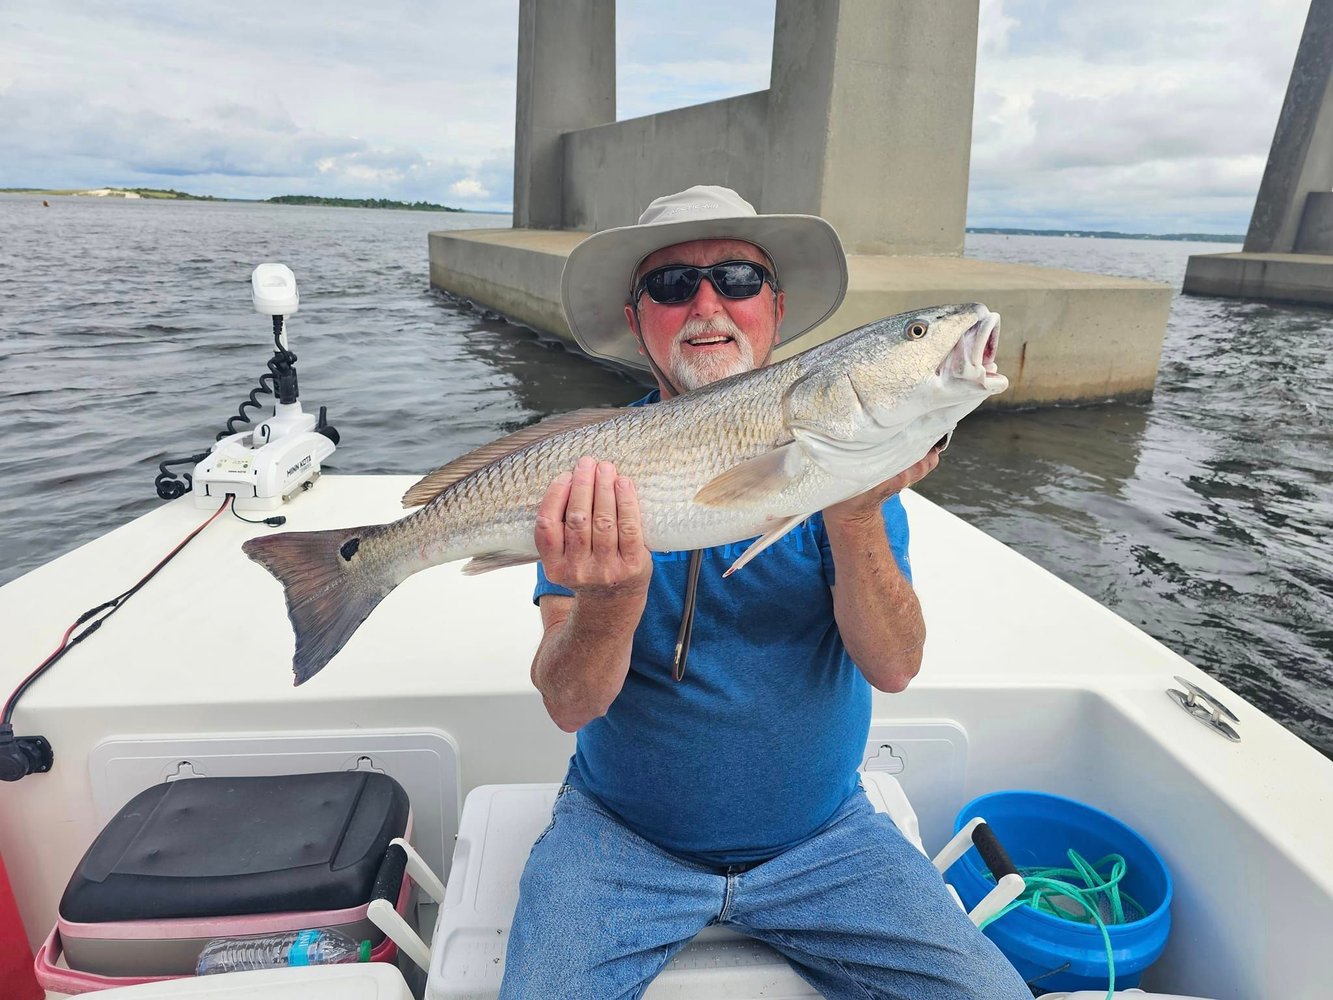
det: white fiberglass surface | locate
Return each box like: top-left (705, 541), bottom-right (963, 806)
top-left (906, 687), bottom-right (1331, 1000)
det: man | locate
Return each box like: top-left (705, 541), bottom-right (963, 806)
top-left (499, 187), bottom-right (1029, 999)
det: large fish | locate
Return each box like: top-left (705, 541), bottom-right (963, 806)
top-left (244, 302), bottom-right (1007, 684)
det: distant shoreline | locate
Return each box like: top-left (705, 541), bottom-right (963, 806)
top-left (0, 187), bottom-right (466, 213)
top-left (967, 226), bottom-right (1244, 244)
top-left (266, 195), bottom-right (464, 212)
top-left (1, 189), bottom-right (1243, 238)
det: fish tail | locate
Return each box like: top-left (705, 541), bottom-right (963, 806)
top-left (242, 525), bottom-right (398, 685)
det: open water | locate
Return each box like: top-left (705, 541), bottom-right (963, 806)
top-left (1, 195), bottom-right (1329, 755)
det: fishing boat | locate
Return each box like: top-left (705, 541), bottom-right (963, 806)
top-left (0, 280), bottom-right (1330, 999)
top-left (3, 478), bottom-right (1330, 998)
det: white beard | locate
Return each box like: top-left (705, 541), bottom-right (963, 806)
top-left (668, 316), bottom-right (757, 392)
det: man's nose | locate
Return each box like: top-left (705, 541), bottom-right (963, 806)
top-left (688, 274), bottom-right (726, 319)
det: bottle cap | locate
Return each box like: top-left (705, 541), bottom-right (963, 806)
top-left (359, 939), bottom-right (372, 962)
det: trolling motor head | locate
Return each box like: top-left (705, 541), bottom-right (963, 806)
top-left (252, 262), bottom-right (300, 320)
top-left (188, 263), bottom-right (339, 511)
top-left (251, 263), bottom-right (302, 407)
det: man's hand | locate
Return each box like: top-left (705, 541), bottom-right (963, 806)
top-left (530, 456), bottom-right (653, 732)
top-left (822, 444), bottom-right (940, 693)
top-left (535, 456), bottom-right (654, 599)
top-left (824, 444), bottom-right (942, 527)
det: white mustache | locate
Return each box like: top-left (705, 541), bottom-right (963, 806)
top-left (673, 315), bottom-right (746, 348)
top-left (668, 316), bottom-right (755, 391)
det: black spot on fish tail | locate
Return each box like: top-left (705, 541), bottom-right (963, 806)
top-left (242, 526), bottom-right (397, 685)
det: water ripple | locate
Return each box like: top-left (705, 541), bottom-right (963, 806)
top-left (0, 197), bottom-right (1328, 755)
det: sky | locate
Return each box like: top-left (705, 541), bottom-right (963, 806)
top-left (0, 0), bottom-right (1315, 233)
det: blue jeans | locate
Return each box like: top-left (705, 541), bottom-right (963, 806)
top-left (498, 783), bottom-right (1031, 1000)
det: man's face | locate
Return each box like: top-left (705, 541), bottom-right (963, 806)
top-left (625, 238), bottom-right (786, 396)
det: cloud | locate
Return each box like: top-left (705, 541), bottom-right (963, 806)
top-left (617, 8), bottom-right (774, 120)
top-left (0, 0), bottom-right (522, 208)
top-left (450, 178), bottom-right (488, 199)
top-left (966, 0), bottom-right (1311, 232)
top-left (0, 0), bottom-right (1318, 229)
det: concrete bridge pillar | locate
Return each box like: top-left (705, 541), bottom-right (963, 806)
top-left (1184, 0), bottom-right (1333, 304)
top-left (513, 0), bottom-right (615, 229)
top-left (764, 0), bottom-right (979, 255)
top-left (1245, 0), bottom-right (1333, 255)
top-left (431, 1), bottom-right (1173, 408)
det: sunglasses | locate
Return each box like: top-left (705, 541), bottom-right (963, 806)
top-left (633, 260), bottom-right (779, 306)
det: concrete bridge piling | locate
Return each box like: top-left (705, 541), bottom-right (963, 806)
top-left (432, 0), bottom-right (1173, 407)
top-left (1183, 0), bottom-right (1333, 307)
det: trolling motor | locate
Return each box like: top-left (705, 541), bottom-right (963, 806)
top-left (186, 264), bottom-right (340, 510)
top-left (2, 266), bottom-right (343, 781)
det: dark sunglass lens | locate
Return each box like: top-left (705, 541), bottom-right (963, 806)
top-left (647, 266), bottom-right (702, 303)
top-left (714, 262), bottom-right (764, 298)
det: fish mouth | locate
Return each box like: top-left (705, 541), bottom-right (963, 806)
top-left (936, 310), bottom-right (1004, 390)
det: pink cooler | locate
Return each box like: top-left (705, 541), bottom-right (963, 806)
top-left (38, 770), bottom-right (412, 991)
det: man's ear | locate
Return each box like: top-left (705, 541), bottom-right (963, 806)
top-left (773, 289), bottom-right (786, 343)
top-left (624, 303), bottom-right (646, 354)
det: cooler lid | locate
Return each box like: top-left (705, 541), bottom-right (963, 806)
top-left (61, 771), bottom-right (410, 922)
top-left (91, 963), bottom-right (413, 998)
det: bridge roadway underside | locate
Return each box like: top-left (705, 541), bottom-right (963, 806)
top-left (430, 228), bottom-right (1175, 409)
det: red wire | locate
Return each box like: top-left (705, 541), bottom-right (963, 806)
top-left (2, 498), bottom-right (233, 723)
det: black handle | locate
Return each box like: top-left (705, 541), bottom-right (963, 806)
top-left (371, 842), bottom-right (409, 904)
top-left (971, 822), bottom-right (1018, 881)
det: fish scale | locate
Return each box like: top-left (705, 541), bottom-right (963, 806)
top-left (243, 302), bottom-right (1007, 684)
top-left (411, 368), bottom-right (797, 560)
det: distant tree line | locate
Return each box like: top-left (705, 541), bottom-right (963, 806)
top-left (267, 195), bottom-right (464, 212)
top-left (967, 227), bottom-right (1244, 243)
top-left (126, 188), bottom-right (221, 200)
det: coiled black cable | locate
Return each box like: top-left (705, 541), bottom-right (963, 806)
top-left (155, 451), bottom-right (209, 499)
top-left (220, 371), bottom-right (279, 440)
top-left (154, 318), bottom-right (299, 500)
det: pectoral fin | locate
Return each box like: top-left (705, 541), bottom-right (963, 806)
top-left (694, 443), bottom-right (805, 508)
top-left (461, 551), bottom-right (539, 576)
top-left (723, 514), bottom-right (807, 577)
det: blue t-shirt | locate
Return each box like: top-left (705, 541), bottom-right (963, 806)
top-left (534, 391), bottom-right (913, 866)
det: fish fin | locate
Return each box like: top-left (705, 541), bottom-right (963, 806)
top-left (402, 408), bottom-right (628, 507)
top-left (242, 526), bottom-right (397, 685)
top-left (694, 442), bottom-right (804, 508)
top-left (461, 551), bottom-right (539, 576)
top-left (722, 514), bottom-right (808, 578)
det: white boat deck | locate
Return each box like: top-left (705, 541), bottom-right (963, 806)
top-left (2, 475), bottom-right (1331, 998)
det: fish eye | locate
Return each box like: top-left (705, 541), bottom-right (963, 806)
top-left (907, 321), bottom-right (929, 340)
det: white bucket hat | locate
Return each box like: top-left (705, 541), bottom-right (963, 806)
top-left (561, 185), bottom-right (848, 373)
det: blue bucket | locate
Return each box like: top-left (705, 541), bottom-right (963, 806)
top-left (949, 791), bottom-right (1172, 994)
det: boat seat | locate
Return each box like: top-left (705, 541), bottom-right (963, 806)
top-left (423, 771), bottom-right (925, 1000)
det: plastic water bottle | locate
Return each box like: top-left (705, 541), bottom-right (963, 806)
top-left (195, 927), bottom-right (370, 975)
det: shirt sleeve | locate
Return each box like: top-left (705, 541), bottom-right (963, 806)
top-left (534, 561), bottom-right (575, 606)
top-left (817, 494), bottom-right (913, 586)
top-left (881, 495), bottom-right (913, 584)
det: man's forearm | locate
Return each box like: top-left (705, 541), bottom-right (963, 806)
top-left (825, 511), bottom-right (927, 692)
top-left (531, 592), bottom-right (646, 732)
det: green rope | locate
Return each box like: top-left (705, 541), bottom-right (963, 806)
top-left (978, 850), bottom-right (1146, 1000)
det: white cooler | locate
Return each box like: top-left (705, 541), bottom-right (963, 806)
top-left (63, 964), bottom-right (414, 998)
top-left (426, 772), bottom-right (924, 1000)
